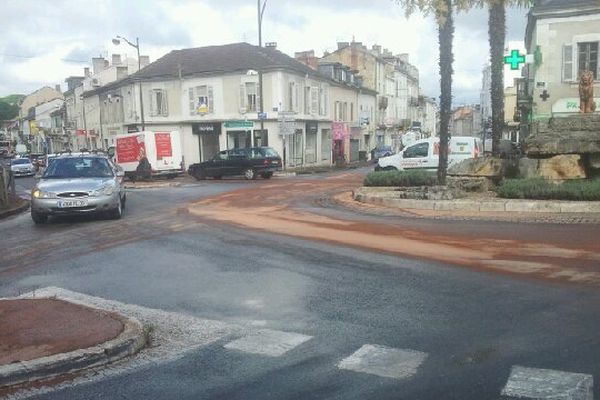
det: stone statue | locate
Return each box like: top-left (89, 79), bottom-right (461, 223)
top-left (579, 70), bottom-right (596, 113)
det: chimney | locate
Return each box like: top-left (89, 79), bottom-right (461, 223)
top-left (84, 67), bottom-right (90, 77)
top-left (139, 55), bottom-right (150, 68)
top-left (337, 42), bottom-right (349, 50)
top-left (265, 42), bottom-right (277, 49)
top-left (92, 57), bottom-right (106, 74)
top-left (111, 54), bottom-right (122, 65)
top-left (294, 50), bottom-right (318, 70)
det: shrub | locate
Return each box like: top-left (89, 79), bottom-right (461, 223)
top-left (364, 170), bottom-right (438, 187)
top-left (497, 178), bottom-right (600, 201)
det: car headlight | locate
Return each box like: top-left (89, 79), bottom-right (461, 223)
top-left (32, 189), bottom-right (55, 199)
top-left (90, 185), bottom-right (117, 197)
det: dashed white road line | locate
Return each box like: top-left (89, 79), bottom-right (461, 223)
top-left (224, 329), bottom-right (312, 357)
top-left (337, 344), bottom-right (428, 380)
top-left (501, 365), bottom-right (594, 400)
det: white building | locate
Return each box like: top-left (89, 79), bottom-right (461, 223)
top-left (524, 0), bottom-right (600, 119)
top-left (83, 43), bottom-right (374, 168)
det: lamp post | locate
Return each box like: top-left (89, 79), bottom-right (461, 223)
top-left (257, 0), bottom-right (267, 144)
top-left (112, 35), bottom-right (145, 131)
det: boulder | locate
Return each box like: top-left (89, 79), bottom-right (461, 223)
top-left (538, 155), bottom-right (586, 180)
top-left (448, 157), bottom-right (505, 178)
top-left (518, 157), bottom-right (540, 179)
top-left (526, 115), bottom-right (600, 157)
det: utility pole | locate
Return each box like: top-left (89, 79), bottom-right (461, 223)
top-left (257, 0), bottom-right (267, 145)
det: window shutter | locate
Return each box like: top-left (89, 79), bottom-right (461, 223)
top-left (311, 87), bottom-right (319, 115)
top-left (239, 84), bottom-right (246, 113)
top-left (294, 83), bottom-right (299, 112)
top-left (161, 90), bottom-right (168, 116)
top-left (324, 88), bottom-right (328, 116)
top-left (562, 44), bottom-right (573, 82)
top-left (256, 82), bottom-right (261, 113)
top-left (208, 86), bottom-right (214, 113)
top-left (188, 88), bottom-right (195, 115)
top-left (150, 90), bottom-right (158, 116)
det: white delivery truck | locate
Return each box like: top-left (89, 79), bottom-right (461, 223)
top-left (114, 131), bottom-right (183, 179)
top-left (376, 136), bottom-right (482, 171)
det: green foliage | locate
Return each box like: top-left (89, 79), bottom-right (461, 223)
top-left (0, 101), bottom-right (19, 122)
top-left (364, 170), bottom-right (438, 187)
top-left (497, 179), bottom-right (600, 201)
top-left (0, 94), bottom-right (25, 105)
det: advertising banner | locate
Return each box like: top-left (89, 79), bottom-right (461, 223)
top-left (117, 134), bottom-right (145, 163)
top-left (332, 122), bottom-right (349, 140)
top-left (154, 132), bottom-right (172, 159)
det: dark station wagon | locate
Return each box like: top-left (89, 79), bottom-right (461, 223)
top-left (188, 147), bottom-right (282, 180)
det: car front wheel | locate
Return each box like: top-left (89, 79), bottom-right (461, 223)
top-left (110, 200), bottom-right (123, 220)
top-left (244, 168), bottom-right (256, 180)
top-left (31, 211), bottom-right (48, 224)
top-left (192, 168), bottom-right (206, 180)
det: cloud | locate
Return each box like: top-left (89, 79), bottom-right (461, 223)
top-left (0, 0), bottom-right (530, 104)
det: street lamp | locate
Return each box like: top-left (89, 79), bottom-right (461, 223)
top-left (112, 35), bottom-right (145, 131)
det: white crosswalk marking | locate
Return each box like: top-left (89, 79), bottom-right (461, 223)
top-left (337, 344), bottom-right (428, 380)
top-left (502, 365), bottom-right (594, 400)
top-left (224, 329), bottom-right (313, 357)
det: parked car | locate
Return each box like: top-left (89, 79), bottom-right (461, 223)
top-left (370, 145), bottom-right (393, 162)
top-left (376, 136), bottom-right (482, 171)
top-left (188, 147), bottom-right (282, 180)
top-left (9, 157), bottom-right (35, 177)
top-left (30, 153), bottom-right (126, 224)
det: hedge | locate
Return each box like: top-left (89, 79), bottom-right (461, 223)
top-left (497, 178), bottom-right (600, 201)
top-left (364, 170), bottom-right (438, 187)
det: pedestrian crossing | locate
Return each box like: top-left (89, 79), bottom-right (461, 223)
top-left (9, 287), bottom-right (596, 400)
top-left (224, 331), bottom-right (595, 399)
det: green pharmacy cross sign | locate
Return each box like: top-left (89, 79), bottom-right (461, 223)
top-left (504, 50), bottom-right (526, 70)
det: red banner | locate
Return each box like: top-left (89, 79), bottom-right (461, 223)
top-left (76, 129), bottom-right (87, 137)
top-left (154, 132), bottom-right (172, 159)
top-left (116, 134), bottom-right (146, 163)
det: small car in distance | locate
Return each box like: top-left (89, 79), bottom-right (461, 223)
top-left (10, 157), bottom-right (35, 177)
top-left (371, 145), bottom-right (393, 162)
top-left (188, 147), bottom-right (282, 180)
top-left (30, 153), bottom-right (126, 224)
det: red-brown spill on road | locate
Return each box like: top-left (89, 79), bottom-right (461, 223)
top-left (189, 174), bottom-right (600, 286)
top-left (0, 299), bottom-right (124, 365)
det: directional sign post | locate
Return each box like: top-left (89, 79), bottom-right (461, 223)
top-left (504, 49), bottom-right (526, 70)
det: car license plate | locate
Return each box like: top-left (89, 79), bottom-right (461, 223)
top-left (57, 200), bottom-right (88, 208)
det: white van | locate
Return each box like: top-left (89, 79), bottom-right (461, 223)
top-left (377, 136), bottom-right (482, 171)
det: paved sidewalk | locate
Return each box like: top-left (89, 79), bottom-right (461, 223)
top-left (0, 200), bottom-right (29, 220)
top-left (0, 298), bottom-right (145, 392)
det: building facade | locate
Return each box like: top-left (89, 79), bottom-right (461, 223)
top-left (524, 0), bottom-right (600, 121)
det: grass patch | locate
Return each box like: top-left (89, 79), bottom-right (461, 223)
top-left (364, 170), bottom-right (438, 187)
top-left (497, 178), bottom-right (600, 201)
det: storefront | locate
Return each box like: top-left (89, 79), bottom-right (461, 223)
top-left (224, 120), bottom-right (254, 149)
top-left (192, 122), bottom-right (221, 161)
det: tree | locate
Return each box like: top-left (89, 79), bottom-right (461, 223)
top-left (395, 0), bottom-right (468, 184)
top-left (0, 101), bottom-right (19, 122)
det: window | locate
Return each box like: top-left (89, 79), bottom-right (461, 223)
top-left (189, 85), bottom-right (214, 115)
top-left (318, 86), bottom-right (328, 116)
top-left (150, 89), bottom-right (168, 117)
top-left (342, 102), bottom-right (348, 121)
top-left (350, 103), bottom-right (354, 122)
top-left (403, 142), bottom-right (429, 158)
top-left (288, 82), bottom-right (298, 112)
top-left (214, 150), bottom-right (228, 160)
top-left (240, 82), bottom-right (259, 113)
top-left (310, 87), bottom-right (319, 115)
top-left (578, 42), bottom-right (598, 79)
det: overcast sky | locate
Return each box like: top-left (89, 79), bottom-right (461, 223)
top-left (0, 0), bottom-right (529, 104)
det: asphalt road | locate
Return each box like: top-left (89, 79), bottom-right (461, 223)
top-left (0, 172), bottom-right (599, 400)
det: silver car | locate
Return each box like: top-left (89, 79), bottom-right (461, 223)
top-left (10, 157), bottom-right (35, 177)
top-left (31, 154), bottom-right (126, 224)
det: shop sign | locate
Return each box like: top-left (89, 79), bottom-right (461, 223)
top-left (224, 120), bottom-right (254, 129)
top-left (195, 122), bottom-right (222, 135)
top-left (552, 97), bottom-right (600, 114)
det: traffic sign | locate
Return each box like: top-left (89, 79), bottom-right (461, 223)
top-left (258, 112), bottom-right (267, 120)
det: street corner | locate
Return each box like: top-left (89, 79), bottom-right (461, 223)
top-left (0, 296), bottom-right (146, 393)
top-left (0, 199), bottom-right (30, 220)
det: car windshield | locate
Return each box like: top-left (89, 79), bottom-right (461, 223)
top-left (11, 159), bottom-right (31, 165)
top-left (43, 157), bottom-right (114, 179)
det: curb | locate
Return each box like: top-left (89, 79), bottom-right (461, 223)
top-left (352, 188), bottom-right (600, 214)
top-left (274, 172), bottom-right (297, 177)
top-left (124, 182), bottom-right (182, 189)
top-left (0, 201), bottom-right (30, 220)
top-left (0, 306), bottom-right (146, 389)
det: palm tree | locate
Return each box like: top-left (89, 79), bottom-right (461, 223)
top-left (395, 0), bottom-right (457, 184)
